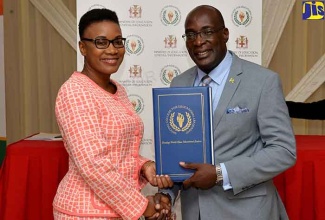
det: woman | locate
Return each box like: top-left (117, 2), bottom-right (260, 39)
top-left (53, 8), bottom-right (172, 220)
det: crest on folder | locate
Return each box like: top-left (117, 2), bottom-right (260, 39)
top-left (166, 105), bottom-right (195, 134)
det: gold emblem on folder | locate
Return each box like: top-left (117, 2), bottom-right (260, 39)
top-left (166, 105), bottom-right (195, 134)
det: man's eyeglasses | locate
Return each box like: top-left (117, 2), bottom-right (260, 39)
top-left (81, 37), bottom-right (126, 49)
top-left (182, 26), bottom-right (225, 42)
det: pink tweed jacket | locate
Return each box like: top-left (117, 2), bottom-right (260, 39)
top-left (54, 72), bottom-right (149, 220)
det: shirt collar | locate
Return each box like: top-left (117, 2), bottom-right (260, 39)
top-left (197, 50), bottom-right (232, 85)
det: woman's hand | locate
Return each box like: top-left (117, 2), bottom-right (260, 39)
top-left (143, 194), bottom-right (171, 220)
top-left (141, 161), bottom-right (174, 188)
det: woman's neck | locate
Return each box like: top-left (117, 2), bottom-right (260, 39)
top-left (82, 70), bottom-right (116, 94)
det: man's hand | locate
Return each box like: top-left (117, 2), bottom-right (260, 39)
top-left (143, 195), bottom-right (170, 220)
top-left (153, 192), bottom-right (172, 211)
top-left (180, 162), bottom-right (217, 189)
top-left (142, 161), bottom-right (174, 188)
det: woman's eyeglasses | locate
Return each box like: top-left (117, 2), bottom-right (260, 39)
top-left (81, 37), bottom-right (126, 49)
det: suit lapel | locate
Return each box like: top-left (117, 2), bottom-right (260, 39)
top-left (182, 53), bottom-right (243, 128)
top-left (187, 67), bottom-right (197, 86)
top-left (213, 53), bottom-right (243, 128)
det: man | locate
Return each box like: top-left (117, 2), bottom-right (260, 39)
top-left (159, 5), bottom-right (296, 220)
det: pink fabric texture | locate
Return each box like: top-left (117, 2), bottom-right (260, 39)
top-left (54, 72), bottom-right (149, 220)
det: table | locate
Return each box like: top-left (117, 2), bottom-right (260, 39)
top-left (0, 139), bottom-right (68, 220)
top-left (0, 136), bottom-right (324, 220)
top-left (274, 135), bottom-right (325, 220)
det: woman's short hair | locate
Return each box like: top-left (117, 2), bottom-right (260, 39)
top-left (78, 8), bottom-right (119, 38)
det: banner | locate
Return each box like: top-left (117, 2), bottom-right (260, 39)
top-left (77, 0), bottom-right (262, 161)
top-left (76, 2), bottom-right (261, 217)
top-left (0, 0), bottom-right (6, 164)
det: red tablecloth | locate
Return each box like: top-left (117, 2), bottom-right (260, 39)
top-left (0, 139), bottom-right (68, 220)
top-left (274, 135), bottom-right (325, 220)
top-left (0, 136), bottom-right (324, 220)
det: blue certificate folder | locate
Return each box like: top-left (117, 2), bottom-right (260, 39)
top-left (152, 87), bottom-right (214, 182)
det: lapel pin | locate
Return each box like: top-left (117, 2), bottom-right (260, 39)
top-left (229, 78), bottom-right (235, 83)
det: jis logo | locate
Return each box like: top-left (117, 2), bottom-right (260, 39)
top-left (302, 1), bottom-right (325, 20)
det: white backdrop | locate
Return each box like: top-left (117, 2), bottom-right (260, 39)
top-left (77, 1), bottom-right (261, 218)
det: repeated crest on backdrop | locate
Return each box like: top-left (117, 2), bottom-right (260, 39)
top-left (77, 0), bottom-right (262, 147)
